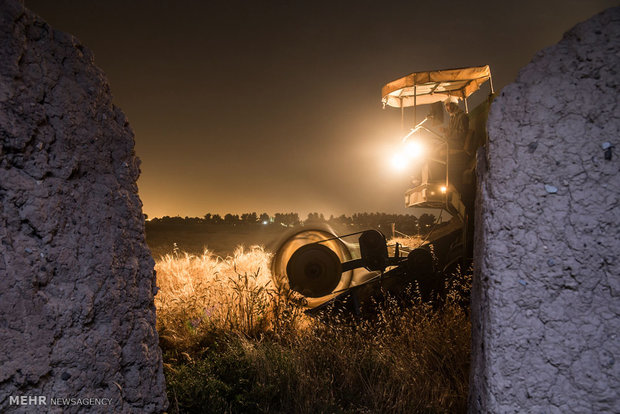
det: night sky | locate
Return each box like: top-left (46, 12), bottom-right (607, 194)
top-left (25, 0), bottom-right (617, 218)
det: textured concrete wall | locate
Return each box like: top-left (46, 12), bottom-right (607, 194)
top-left (0, 1), bottom-right (167, 412)
top-left (470, 7), bottom-right (620, 413)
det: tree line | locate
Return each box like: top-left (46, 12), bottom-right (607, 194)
top-left (147, 211), bottom-right (438, 235)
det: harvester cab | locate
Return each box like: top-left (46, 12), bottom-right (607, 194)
top-left (271, 66), bottom-right (494, 317)
top-left (382, 65), bottom-right (494, 267)
top-left (382, 65), bottom-right (493, 222)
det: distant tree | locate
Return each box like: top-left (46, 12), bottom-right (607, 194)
top-left (204, 213), bottom-right (212, 223)
top-left (241, 212), bottom-right (258, 225)
top-left (351, 212), bottom-right (369, 228)
top-left (342, 214), bottom-right (353, 226)
top-left (188, 216), bottom-right (202, 225)
top-left (305, 212), bottom-right (326, 224)
top-left (224, 213), bottom-right (240, 225)
top-left (259, 213), bottom-right (270, 224)
top-left (396, 214), bottom-right (418, 235)
top-left (274, 212), bottom-right (300, 226)
top-left (287, 213), bottom-right (301, 226)
top-left (331, 214), bottom-right (352, 226)
top-left (159, 216), bottom-right (184, 225)
top-left (211, 214), bottom-right (223, 224)
top-left (418, 213), bottom-right (436, 234)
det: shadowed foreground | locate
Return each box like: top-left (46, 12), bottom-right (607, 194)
top-left (0, 1), bottom-right (166, 411)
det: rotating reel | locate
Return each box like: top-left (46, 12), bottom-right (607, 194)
top-left (270, 228), bottom-right (354, 307)
top-left (286, 243), bottom-right (342, 298)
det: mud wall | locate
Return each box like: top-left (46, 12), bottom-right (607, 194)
top-left (470, 7), bottom-right (620, 413)
top-left (0, 0), bottom-right (167, 412)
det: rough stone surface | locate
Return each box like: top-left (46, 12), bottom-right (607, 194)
top-left (470, 7), bottom-right (620, 413)
top-left (0, 1), bottom-right (167, 412)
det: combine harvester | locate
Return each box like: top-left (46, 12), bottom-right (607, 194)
top-left (271, 66), bottom-right (494, 316)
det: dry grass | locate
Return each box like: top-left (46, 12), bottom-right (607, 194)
top-left (155, 245), bottom-right (471, 414)
top-left (155, 245), bottom-right (297, 342)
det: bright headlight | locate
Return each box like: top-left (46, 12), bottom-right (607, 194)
top-left (404, 141), bottom-right (425, 159)
top-left (390, 153), bottom-right (408, 172)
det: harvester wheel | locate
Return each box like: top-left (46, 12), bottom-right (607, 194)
top-left (406, 248), bottom-right (443, 301)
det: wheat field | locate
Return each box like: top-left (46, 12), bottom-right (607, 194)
top-left (155, 245), bottom-right (471, 413)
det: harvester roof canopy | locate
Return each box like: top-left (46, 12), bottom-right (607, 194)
top-left (381, 65), bottom-right (492, 108)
